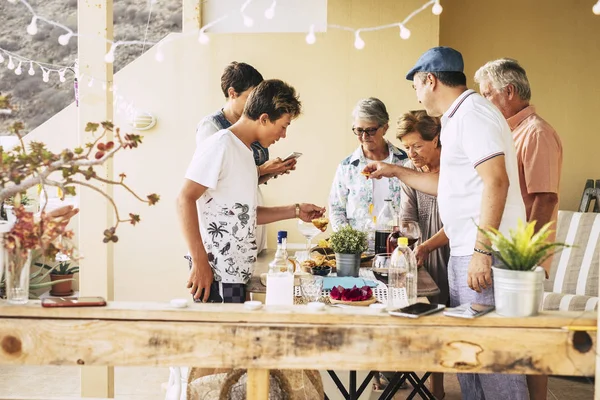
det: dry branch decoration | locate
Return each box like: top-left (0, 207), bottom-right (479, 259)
top-left (0, 94), bottom-right (159, 262)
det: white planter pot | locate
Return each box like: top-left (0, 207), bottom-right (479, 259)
top-left (492, 266), bottom-right (545, 317)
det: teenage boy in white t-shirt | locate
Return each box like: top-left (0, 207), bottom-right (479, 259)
top-left (363, 47), bottom-right (528, 400)
top-left (177, 79), bottom-right (325, 304)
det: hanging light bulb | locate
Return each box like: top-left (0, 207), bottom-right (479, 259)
top-left (198, 29), bottom-right (210, 44)
top-left (593, 1), bottom-right (600, 15)
top-left (88, 78), bottom-right (94, 87)
top-left (58, 33), bottom-right (72, 46)
top-left (14, 62), bottom-right (22, 75)
top-left (59, 69), bottom-right (66, 82)
top-left (104, 45), bottom-right (116, 63)
top-left (432, 1), bottom-right (443, 15)
top-left (27, 17), bottom-right (38, 35)
top-left (399, 24), bottom-right (411, 40)
top-left (42, 69), bottom-right (50, 83)
top-left (305, 24), bottom-right (316, 45)
top-left (7, 57), bottom-right (15, 70)
top-left (354, 31), bottom-right (365, 50)
top-left (28, 62), bottom-right (35, 75)
top-left (264, 1), bottom-right (276, 19)
top-left (7, 0), bottom-right (18, 4)
top-left (243, 14), bottom-right (254, 27)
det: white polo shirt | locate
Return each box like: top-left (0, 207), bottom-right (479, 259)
top-left (438, 90), bottom-right (526, 256)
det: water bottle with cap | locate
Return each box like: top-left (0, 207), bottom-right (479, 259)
top-left (388, 237), bottom-right (417, 309)
top-left (266, 231), bottom-right (294, 305)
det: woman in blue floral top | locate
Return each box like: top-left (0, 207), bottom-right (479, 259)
top-left (329, 98), bottom-right (408, 232)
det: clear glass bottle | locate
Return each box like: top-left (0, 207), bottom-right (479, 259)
top-left (388, 237), bottom-right (417, 309)
top-left (375, 199), bottom-right (394, 254)
top-left (266, 231), bottom-right (294, 305)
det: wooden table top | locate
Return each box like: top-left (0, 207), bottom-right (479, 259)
top-left (247, 249), bottom-right (440, 297)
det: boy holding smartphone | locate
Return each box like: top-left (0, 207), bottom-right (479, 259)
top-left (177, 80), bottom-right (325, 303)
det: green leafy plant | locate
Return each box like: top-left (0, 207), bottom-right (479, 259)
top-left (0, 260), bottom-right (73, 299)
top-left (35, 260), bottom-right (79, 275)
top-left (477, 219), bottom-right (570, 271)
top-left (4, 193), bottom-right (32, 206)
top-left (329, 225), bottom-right (368, 255)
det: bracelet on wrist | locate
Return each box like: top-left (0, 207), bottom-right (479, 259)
top-left (295, 203), bottom-right (300, 219)
top-left (474, 247), bottom-right (493, 257)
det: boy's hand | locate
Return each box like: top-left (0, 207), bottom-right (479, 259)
top-left (187, 259), bottom-right (214, 302)
top-left (298, 204), bottom-right (325, 222)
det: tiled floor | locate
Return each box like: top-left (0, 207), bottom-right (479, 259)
top-left (0, 366), bottom-right (593, 399)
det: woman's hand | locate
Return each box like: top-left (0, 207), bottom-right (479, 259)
top-left (413, 243), bottom-right (430, 267)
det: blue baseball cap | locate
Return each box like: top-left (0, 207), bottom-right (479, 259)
top-left (406, 46), bottom-right (464, 81)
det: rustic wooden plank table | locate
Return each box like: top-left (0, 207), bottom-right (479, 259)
top-left (0, 301), bottom-right (595, 399)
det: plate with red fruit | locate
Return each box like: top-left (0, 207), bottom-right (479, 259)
top-left (329, 285), bottom-right (377, 306)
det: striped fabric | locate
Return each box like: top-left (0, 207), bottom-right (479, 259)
top-left (543, 211), bottom-right (600, 311)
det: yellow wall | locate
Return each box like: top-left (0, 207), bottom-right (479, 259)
top-left (44, 0), bottom-right (438, 301)
top-left (439, 0), bottom-right (600, 211)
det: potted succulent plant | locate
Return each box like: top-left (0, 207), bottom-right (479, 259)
top-left (2, 193), bottom-right (36, 223)
top-left (478, 219), bottom-right (569, 317)
top-left (35, 257), bottom-right (79, 296)
top-left (329, 225), bottom-right (368, 277)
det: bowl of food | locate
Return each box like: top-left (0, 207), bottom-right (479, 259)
top-left (311, 265), bottom-right (331, 276)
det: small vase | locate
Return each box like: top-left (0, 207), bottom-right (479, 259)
top-left (336, 253), bottom-right (361, 277)
top-left (5, 249), bottom-right (32, 304)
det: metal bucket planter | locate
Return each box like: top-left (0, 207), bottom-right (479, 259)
top-left (492, 266), bottom-right (545, 317)
top-left (335, 253), bottom-right (361, 277)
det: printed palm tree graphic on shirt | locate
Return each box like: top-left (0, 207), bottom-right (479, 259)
top-left (234, 203), bottom-right (250, 227)
top-left (240, 269), bottom-right (251, 281)
top-left (208, 222), bottom-right (228, 241)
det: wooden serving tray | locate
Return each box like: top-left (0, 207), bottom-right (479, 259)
top-left (329, 296), bottom-right (377, 307)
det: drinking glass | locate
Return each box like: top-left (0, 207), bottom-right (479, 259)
top-left (297, 220), bottom-right (322, 251)
top-left (399, 220), bottom-right (421, 250)
top-left (372, 253), bottom-right (392, 271)
top-left (299, 275), bottom-right (324, 303)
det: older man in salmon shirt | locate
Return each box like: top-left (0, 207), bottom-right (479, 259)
top-left (475, 58), bottom-right (563, 400)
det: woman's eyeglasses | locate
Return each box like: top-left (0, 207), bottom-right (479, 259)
top-left (352, 126), bottom-right (380, 136)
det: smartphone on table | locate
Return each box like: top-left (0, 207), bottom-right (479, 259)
top-left (41, 296), bottom-right (107, 308)
top-left (388, 302), bottom-right (445, 318)
top-left (282, 152), bottom-right (302, 162)
top-left (443, 303), bottom-right (495, 319)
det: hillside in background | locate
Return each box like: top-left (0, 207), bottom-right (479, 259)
top-left (0, 0), bottom-right (181, 135)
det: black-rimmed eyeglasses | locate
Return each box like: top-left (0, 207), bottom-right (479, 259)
top-left (352, 126), bottom-right (380, 136)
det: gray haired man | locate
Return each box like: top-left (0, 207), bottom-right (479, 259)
top-left (475, 58), bottom-right (563, 400)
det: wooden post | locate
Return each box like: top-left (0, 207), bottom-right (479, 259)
top-left (77, 0), bottom-right (114, 397)
top-left (182, 0), bottom-right (201, 33)
top-left (247, 368), bottom-right (270, 400)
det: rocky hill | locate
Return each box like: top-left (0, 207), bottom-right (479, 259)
top-left (0, 0), bottom-right (181, 135)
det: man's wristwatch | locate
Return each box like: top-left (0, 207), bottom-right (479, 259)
top-left (295, 203), bottom-right (300, 218)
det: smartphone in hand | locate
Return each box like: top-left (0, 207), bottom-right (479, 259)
top-left (388, 302), bottom-right (445, 318)
top-left (41, 296), bottom-right (107, 308)
top-left (282, 152), bottom-right (302, 162)
top-left (443, 303), bottom-right (495, 319)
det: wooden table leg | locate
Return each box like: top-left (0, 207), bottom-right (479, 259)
top-left (247, 368), bottom-right (270, 400)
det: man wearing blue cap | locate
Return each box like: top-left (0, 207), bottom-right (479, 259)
top-left (364, 47), bottom-right (528, 400)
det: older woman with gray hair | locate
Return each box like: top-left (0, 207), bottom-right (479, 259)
top-left (329, 98), bottom-right (408, 232)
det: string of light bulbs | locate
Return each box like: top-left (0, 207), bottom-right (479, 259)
top-left (0, 47), bottom-right (75, 82)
